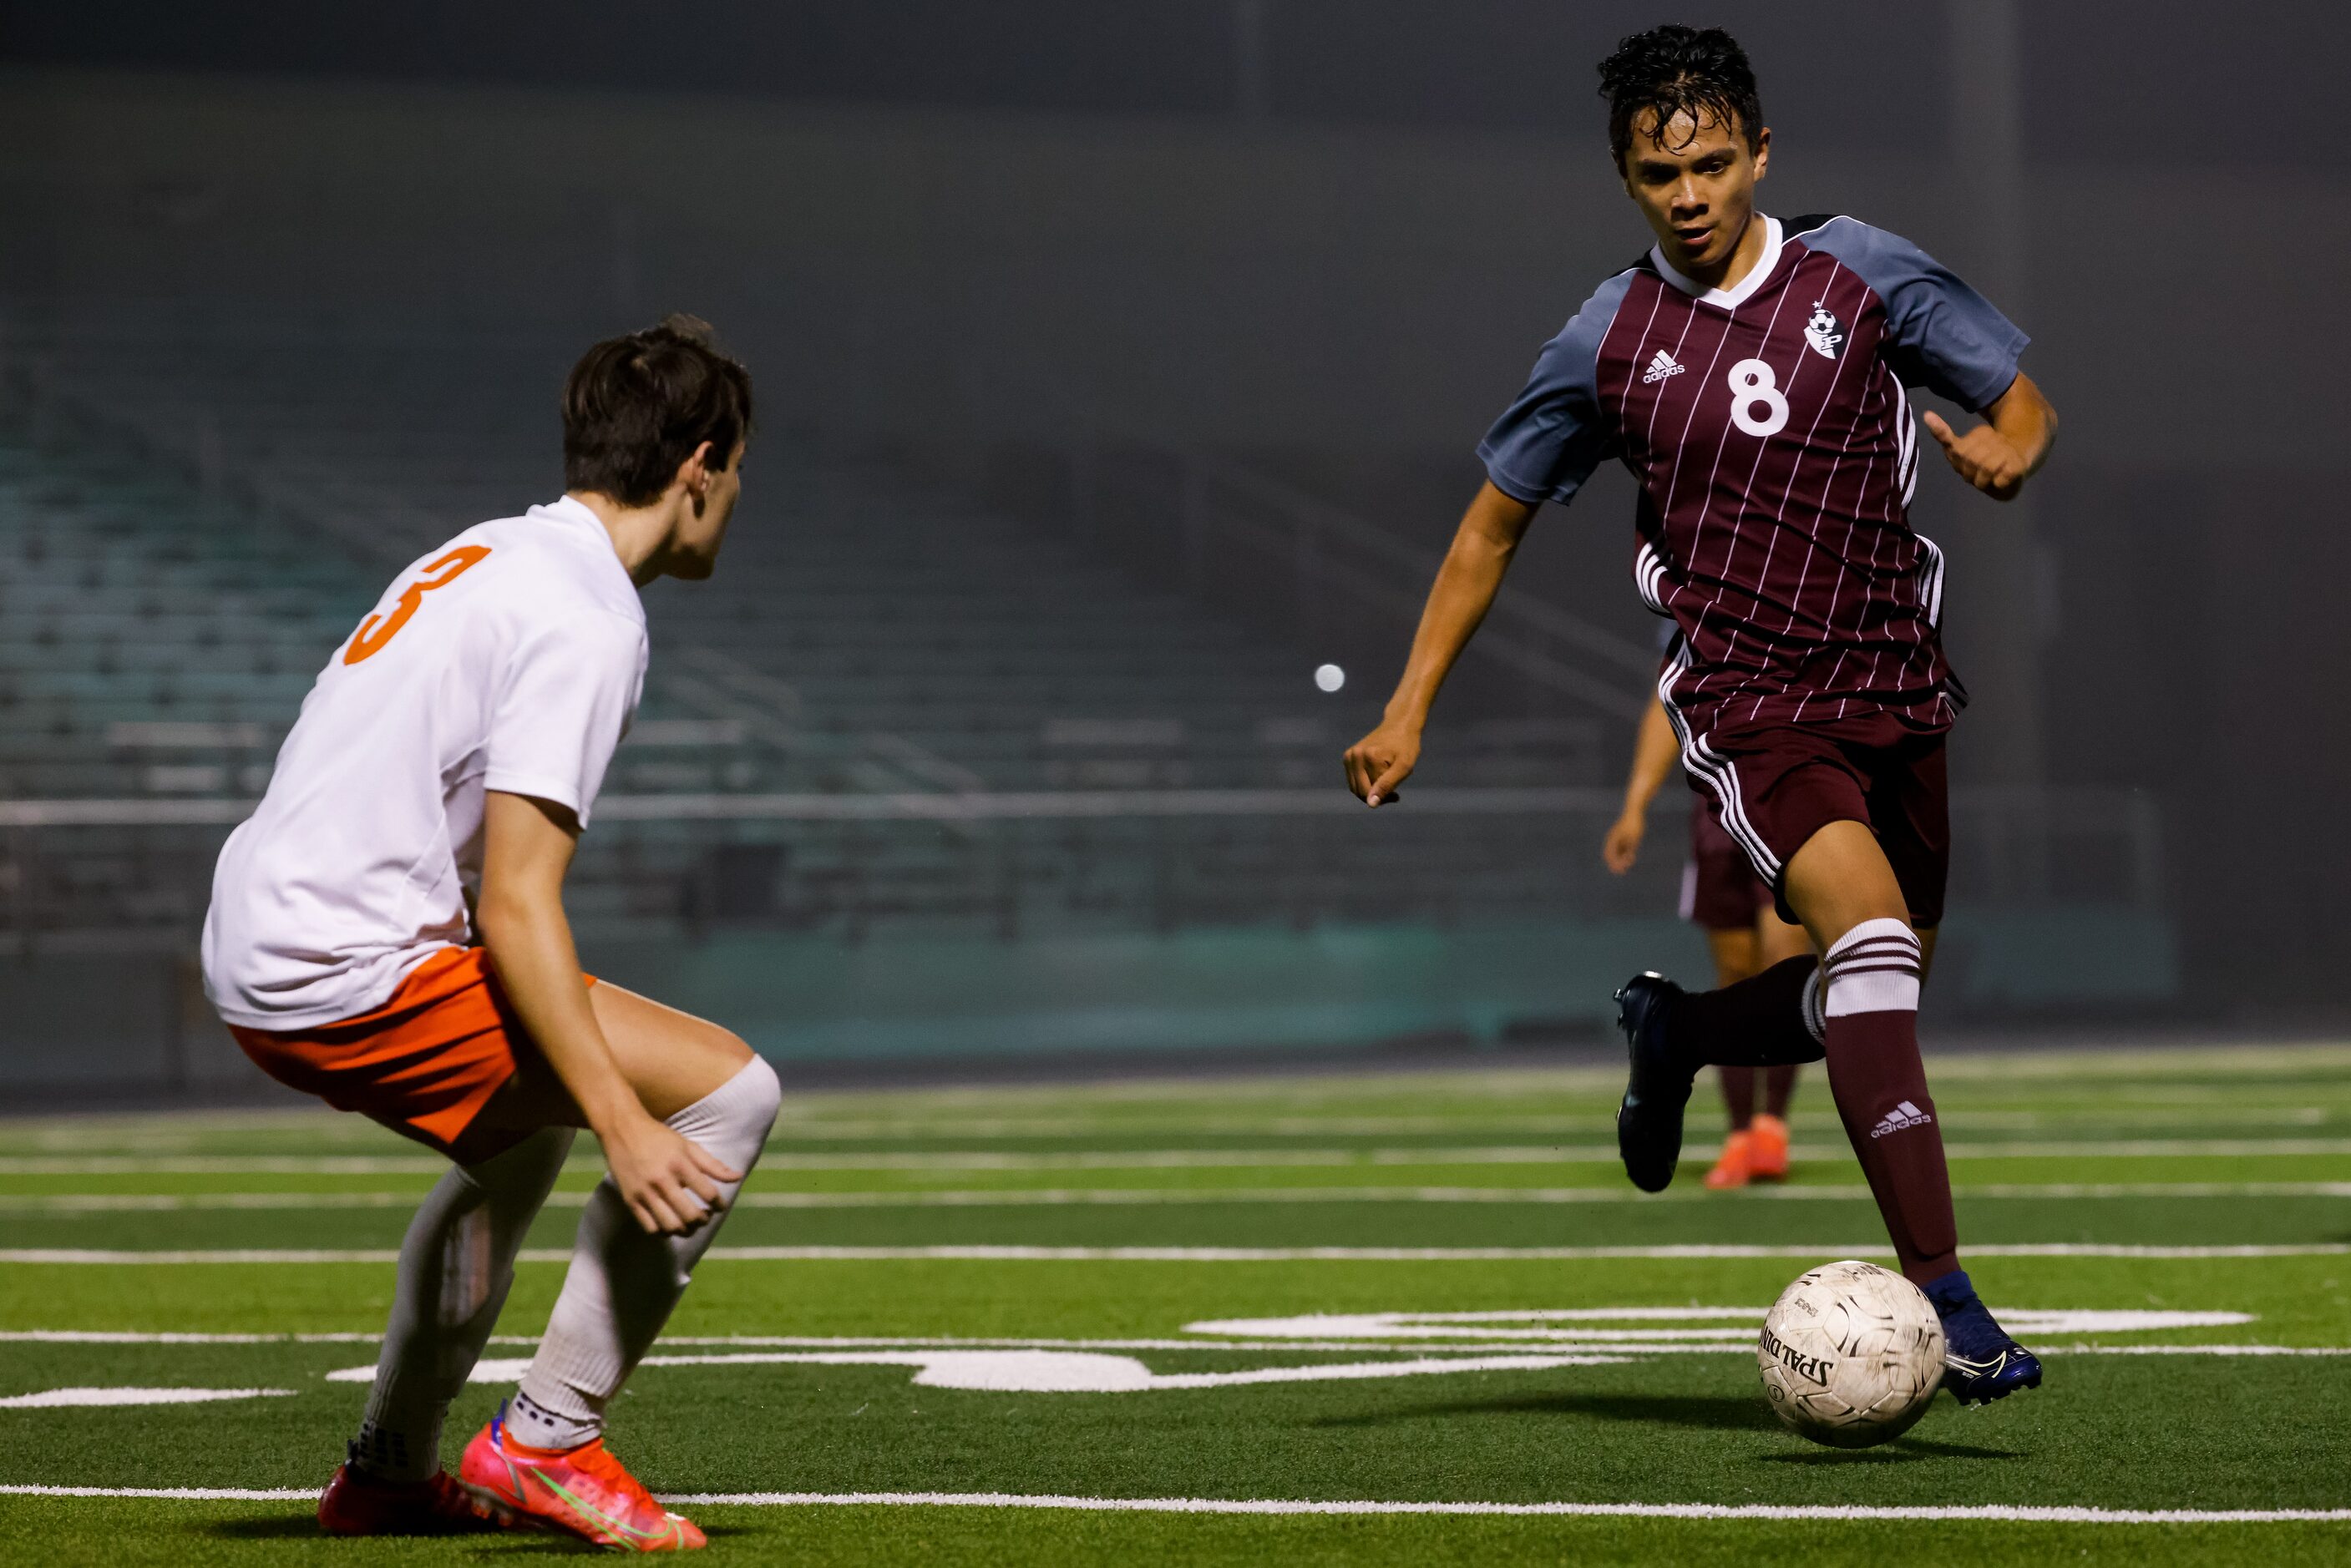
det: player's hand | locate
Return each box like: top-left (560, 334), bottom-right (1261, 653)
top-left (1921, 410), bottom-right (2030, 501)
top-left (1602, 809), bottom-right (1646, 874)
top-left (600, 1113), bottom-right (742, 1236)
top-left (1344, 719), bottom-right (1421, 807)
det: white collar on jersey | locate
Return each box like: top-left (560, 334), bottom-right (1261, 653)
top-left (1649, 212), bottom-right (1783, 311)
top-left (527, 495), bottom-right (635, 574)
top-left (534, 494), bottom-right (605, 535)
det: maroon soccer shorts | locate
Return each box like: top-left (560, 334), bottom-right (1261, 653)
top-left (1684, 726), bottom-right (1949, 928)
top-left (1679, 805), bottom-right (1774, 933)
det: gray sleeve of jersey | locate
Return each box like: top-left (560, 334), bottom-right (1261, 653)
top-left (1797, 216), bottom-right (2029, 412)
top-left (1475, 271), bottom-right (1634, 507)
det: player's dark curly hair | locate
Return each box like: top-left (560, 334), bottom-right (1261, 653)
top-left (1597, 25), bottom-right (1763, 166)
top-left (562, 314), bottom-right (754, 507)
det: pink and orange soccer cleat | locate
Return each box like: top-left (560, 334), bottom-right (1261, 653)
top-left (317, 1460), bottom-right (514, 1536)
top-left (458, 1407), bottom-right (706, 1552)
top-left (1747, 1113), bottom-right (1791, 1181)
top-left (1703, 1129), bottom-right (1753, 1189)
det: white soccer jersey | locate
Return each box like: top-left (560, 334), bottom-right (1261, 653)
top-left (203, 497), bottom-right (649, 1030)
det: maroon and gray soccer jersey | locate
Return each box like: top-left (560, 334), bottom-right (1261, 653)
top-left (1479, 213), bottom-right (2026, 749)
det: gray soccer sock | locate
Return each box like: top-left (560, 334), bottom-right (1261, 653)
top-left (352, 1125), bottom-right (573, 1481)
top-left (509, 1056), bottom-right (781, 1451)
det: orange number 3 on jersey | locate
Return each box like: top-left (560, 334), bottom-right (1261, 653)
top-left (343, 546), bottom-right (493, 665)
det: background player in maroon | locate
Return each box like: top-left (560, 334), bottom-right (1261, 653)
top-left (1343, 26), bottom-right (2056, 1404)
top-left (1604, 689), bottom-right (1808, 1189)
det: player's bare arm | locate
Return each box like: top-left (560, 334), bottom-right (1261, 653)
top-left (1344, 481), bottom-right (1538, 806)
top-left (475, 789), bottom-right (739, 1236)
top-left (1604, 696), bottom-right (1681, 873)
top-left (1921, 371), bottom-right (2057, 501)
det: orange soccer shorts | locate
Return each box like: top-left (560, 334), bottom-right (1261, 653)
top-left (231, 947), bottom-right (594, 1158)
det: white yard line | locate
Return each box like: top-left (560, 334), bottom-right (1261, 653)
top-left (8, 1330), bottom-right (2344, 1359)
top-left (0, 1329), bottom-right (1680, 1353)
top-left (4, 1181), bottom-right (2347, 1212)
top-left (0, 1105), bottom-right (2330, 1157)
top-left (1, 1483), bottom-right (2343, 1524)
top-left (3, 1243), bottom-right (2348, 1265)
top-left (0, 1249), bottom-right (417, 1263)
top-left (0, 1157), bottom-right (446, 1175)
top-left (0, 1331), bottom-right (377, 1344)
top-left (2057, 1343), bottom-right (2351, 1357)
top-left (3, 1140), bottom-right (2347, 1176)
top-left (0, 1485), bottom-right (312, 1500)
top-left (0, 1388), bottom-right (296, 1409)
top-left (753, 1107), bottom-right (2338, 1137)
top-left (661, 1493), bottom-right (2351, 1524)
top-left (0, 1194), bottom-right (441, 1211)
top-left (1188, 1308), bottom-right (2249, 1341)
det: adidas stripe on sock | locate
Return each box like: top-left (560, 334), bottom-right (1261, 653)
top-left (1822, 918), bottom-right (1923, 1016)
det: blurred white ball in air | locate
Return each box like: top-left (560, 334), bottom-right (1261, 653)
top-left (1314, 664), bottom-right (1345, 693)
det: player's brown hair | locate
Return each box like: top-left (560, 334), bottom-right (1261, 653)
top-left (562, 315), bottom-right (753, 507)
top-left (1597, 25), bottom-right (1764, 167)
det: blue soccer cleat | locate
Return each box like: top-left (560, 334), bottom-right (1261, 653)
top-left (1614, 972), bottom-right (1695, 1193)
top-left (1926, 1269), bottom-right (2044, 1404)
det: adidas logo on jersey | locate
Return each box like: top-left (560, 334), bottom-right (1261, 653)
top-left (1641, 350), bottom-right (1685, 384)
top-left (1870, 1100), bottom-right (1933, 1139)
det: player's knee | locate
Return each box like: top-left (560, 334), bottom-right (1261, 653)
top-left (733, 1052), bottom-right (782, 1135)
top-left (667, 1050), bottom-right (781, 1173)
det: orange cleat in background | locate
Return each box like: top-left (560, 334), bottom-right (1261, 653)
top-left (317, 1461), bottom-right (514, 1537)
top-left (1748, 1113), bottom-right (1791, 1181)
top-left (1704, 1129), bottom-right (1753, 1189)
top-left (458, 1409), bottom-right (706, 1553)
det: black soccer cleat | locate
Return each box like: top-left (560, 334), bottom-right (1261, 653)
top-left (1926, 1269), bottom-right (2044, 1405)
top-left (1614, 972), bottom-right (1696, 1194)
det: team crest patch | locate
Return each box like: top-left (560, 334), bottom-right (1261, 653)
top-left (1804, 302), bottom-right (1845, 360)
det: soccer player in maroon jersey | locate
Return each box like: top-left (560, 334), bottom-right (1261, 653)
top-left (1604, 688), bottom-right (1810, 1189)
top-left (1343, 25), bottom-right (2055, 1404)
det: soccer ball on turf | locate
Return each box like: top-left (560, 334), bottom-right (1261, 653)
top-left (1756, 1259), bottom-right (1945, 1448)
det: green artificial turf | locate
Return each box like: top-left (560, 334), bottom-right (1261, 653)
top-left (1, 1045), bottom-right (2347, 1563)
top-left (8, 1500), bottom-right (2351, 1568)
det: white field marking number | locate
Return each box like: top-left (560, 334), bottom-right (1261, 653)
top-left (286, 1305), bottom-right (2257, 1398)
top-left (1728, 358), bottom-right (1790, 437)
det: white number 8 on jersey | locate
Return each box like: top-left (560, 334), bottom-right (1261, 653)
top-left (1727, 358), bottom-right (1791, 437)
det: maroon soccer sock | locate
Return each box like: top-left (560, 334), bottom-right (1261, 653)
top-left (1667, 955), bottom-right (1827, 1069)
top-left (1817, 919), bottom-right (1958, 1284)
top-left (1718, 1066), bottom-right (1757, 1129)
top-left (1763, 1064), bottom-right (1797, 1120)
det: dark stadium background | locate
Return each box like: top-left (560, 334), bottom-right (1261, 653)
top-left (1, 0), bottom-right (2343, 1100)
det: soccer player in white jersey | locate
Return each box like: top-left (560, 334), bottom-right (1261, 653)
top-left (204, 316), bottom-right (774, 1550)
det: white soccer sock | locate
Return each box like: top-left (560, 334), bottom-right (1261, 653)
top-left (509, 1055), bottom-right (782, 1450)
top-left (1822, 918), bottom-right (1924, 1016)
top-left (352, 1125), bottom-right (573, 1481)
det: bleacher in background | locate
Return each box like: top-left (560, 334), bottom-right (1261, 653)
top-left (0, 303), bottom-right (2175, 1088)
top-left (0, 316), bottom-right (1615, 922)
